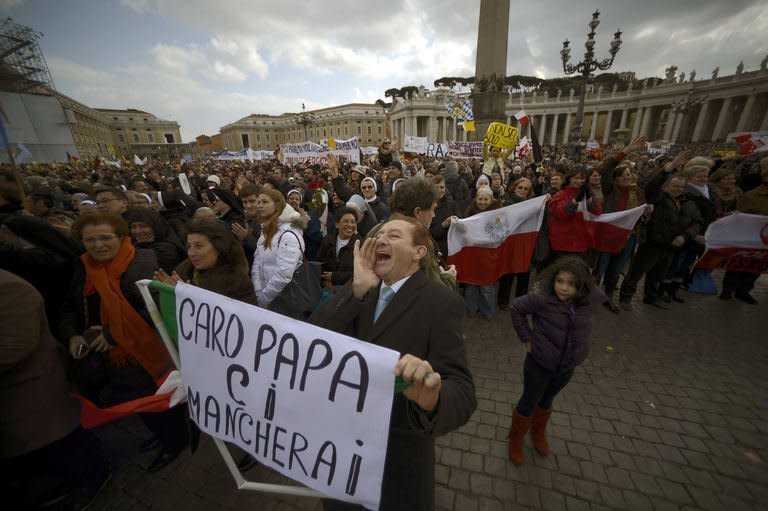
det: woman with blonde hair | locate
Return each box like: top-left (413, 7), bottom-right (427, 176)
top-left (251, 188), bottom-right (308, 311)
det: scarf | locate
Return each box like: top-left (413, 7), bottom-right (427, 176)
top-left (82, 237), bottom-right (173, 381)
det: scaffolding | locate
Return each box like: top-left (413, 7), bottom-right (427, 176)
top-left (0, 17), bottom-right (55, 92)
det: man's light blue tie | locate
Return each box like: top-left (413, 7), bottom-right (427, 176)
top-left (374, 285), bottom-right (394, 323)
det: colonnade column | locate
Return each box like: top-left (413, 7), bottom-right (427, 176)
top-left (663, 109), bottom-right (677, 141)
top-left (712, 97), bottom-right (733, 141)
top-left (562, 113), bottom-right (572, 145)
top-left (589, 109), bottom-right (599, 140)
top-left (550, 114), bottom-right (560, 146)
top-left (736, 94), bottom-right (757, 132)
top-left (631, 108), bottom-right (643, 138)
top-left (602, 110), bottom-right (613, 144)
top-left (691, 101), bottom-right (710, 142)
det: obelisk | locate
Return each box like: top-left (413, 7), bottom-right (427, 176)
top-left (472, 0), bottom-right (510, 139)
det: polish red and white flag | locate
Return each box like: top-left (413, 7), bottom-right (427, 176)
top-left (577, 201), bottom-right (647, 254)
top-left (514, 110), bottom-right (530, 126)
top-left (696, 213), bottom-right (768, 274)
top-left (447, 196), bottom-right (547, 285)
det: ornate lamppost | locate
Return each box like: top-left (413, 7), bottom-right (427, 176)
top-left (561, 10), bottom-right (623, 154)
top-left (296, 103), bottom-right (315, 141)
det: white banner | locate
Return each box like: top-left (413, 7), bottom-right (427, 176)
top-left (360, 146), bottom-right (379, 156)
top-left (403, 135), bottom-right (428, 154)
top-left (175, 284), bottom-right (398, 510)
top-left (280, 138), bottom-right (360, 165)
top-left (447, 141), bottom-right (483, 159)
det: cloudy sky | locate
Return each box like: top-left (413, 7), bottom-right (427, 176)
top-left (3, 0), bottom-right (766, 142)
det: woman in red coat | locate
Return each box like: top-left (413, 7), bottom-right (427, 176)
top-left (547, 165), bottom-right (602, 259)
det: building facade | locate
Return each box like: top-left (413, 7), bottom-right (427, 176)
top-left (219, 103), bottom-right (387, 151)
top-left (96, 108), bottom-right (183, 157)
top-left (54, 92), bottom-right (113, 161)
top-left (387, 64), bottom-right (768, 147)
top-left (52, 92), bottom-right (186, 161)
top-left (388, 86), bottom-right (469, 143)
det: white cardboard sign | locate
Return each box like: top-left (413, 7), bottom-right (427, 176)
top-left (174, 283), bottom-right (398, 510)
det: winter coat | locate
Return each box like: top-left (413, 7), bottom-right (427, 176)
top-left (642, 171), bottom-right (703, 246)
top-left (59, 248), bottom-right (157, 343)
top-left (367, 196), bottom-right (390, 223)
top-left (509, 286), bottom-right (606, 374)
top-left (175, 258), bottom-right (257, 306)
top-left (430, 195), bottom-right (462, 262)
top-left (684, 184), bottom-right (720, 228)
top-left (737, 185), bottom-right (768, 215)
top-left (0, 270), bottom-right (80, 458)
top-left (251, 205), bottom-right (306, 307)
top-left (318, 232), bottom-right (361, 286)
top-left (548, 187), bottom-right (602, 253)
top-left (445, 170), bottom-right (471, 212)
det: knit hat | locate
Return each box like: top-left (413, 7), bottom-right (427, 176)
top-left (476, 174), bottom-right (490, 189)
top-left (206, 174), bottom-right (221, 186)
top-left (445, 160), bottom-right (459, 177)
top-left (682, 156), bottom-right (713, 178)
top-left (346, 194), bottom-right (374, 218)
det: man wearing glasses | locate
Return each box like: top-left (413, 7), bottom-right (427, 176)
top-left (95, 189), bottom-right (128, 217)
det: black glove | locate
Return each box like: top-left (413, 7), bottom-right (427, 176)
top-left (574, 187), bottom-right (586, 202)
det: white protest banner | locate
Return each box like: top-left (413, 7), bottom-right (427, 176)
top-left (645, 142), bottom-right (672, 155)
top-left (175, 283), bottom-right (398, 510)
top-left (360, 146), bottom-right (379, 156)
top-left (280, 138), bottom-right (360, 165)
top-left (447, 141), bottom-right (483, 159)
top-left (212, 150), bottom-right (249, 161)
top-left (403, 135), bottom-right (428, 154)
top-left (425, 143), bottom-right (449, 158)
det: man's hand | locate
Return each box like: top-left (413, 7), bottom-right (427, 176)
top-left (672, 235), bottom-right (686, 248)
top-left (525, 342), bottom-right (532, 353)
top-left (694, 234), bottom-right (706, 245)
top-left (622, 136), bottom-right (646, 154)
top-left (395, 354), bottom-right (441, 412)
top-left (665, 148), bottom-right (695, 173)
top-left (327, 153), bottom-right (340, 178)
top-left (352, 238), bottom-right (381, 299)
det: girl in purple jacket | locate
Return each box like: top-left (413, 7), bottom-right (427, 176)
top-left (506, 257), bottom-right (605, 465)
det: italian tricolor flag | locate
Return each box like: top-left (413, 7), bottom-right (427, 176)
top-left (77, 281), bottom-right (186, 429)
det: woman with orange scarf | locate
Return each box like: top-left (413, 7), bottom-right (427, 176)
top-left (60, 213), bottom-right (188, 473)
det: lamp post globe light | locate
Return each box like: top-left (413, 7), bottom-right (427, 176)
top-left (561, 10), bottom-right (623, 155)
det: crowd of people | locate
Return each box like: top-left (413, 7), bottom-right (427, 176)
top-left (1, 134), bottom-right (766, 510)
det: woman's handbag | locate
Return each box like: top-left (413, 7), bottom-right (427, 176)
top-left (270, 231), bottom-right (323, 315)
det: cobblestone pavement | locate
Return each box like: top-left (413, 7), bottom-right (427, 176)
top-left (83, 273), bottom-right (767, 511)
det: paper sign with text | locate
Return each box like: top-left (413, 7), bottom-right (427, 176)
top-left (280, 138), bottom-right (360, 165)
top-left (483, 122), bottom-right (519, 151)
top-left (447, 141), bottom-right (484, 159)
top-left (403, 135), bottom-right (429, 154)
top-left (175, 283), bottom-right (399, 510)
